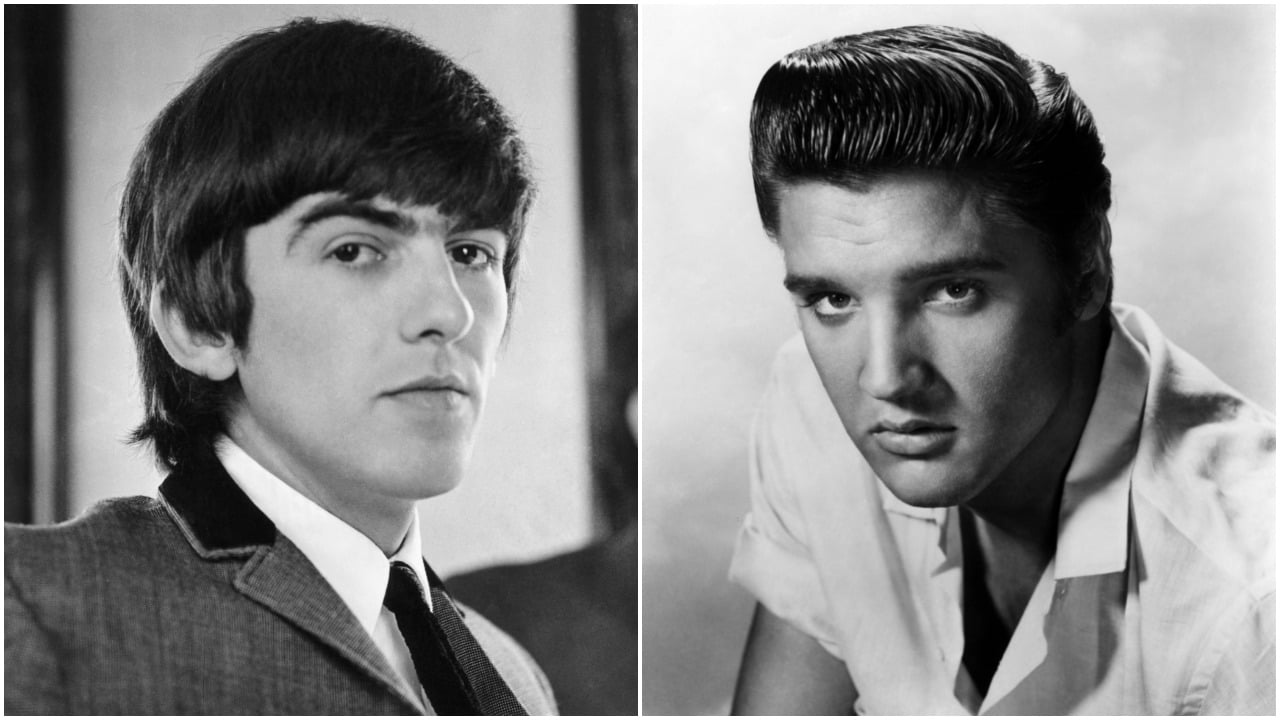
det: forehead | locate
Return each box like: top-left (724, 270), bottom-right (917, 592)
top-left (775, 174), bottom-right (1043, 282)
top-left (778, 174), bottom-right (977, 248)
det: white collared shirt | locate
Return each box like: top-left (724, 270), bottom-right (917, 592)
top-left (730, 304), bottom-right (1275, 714)
top-left (215, 436), bottom-right (429, 707)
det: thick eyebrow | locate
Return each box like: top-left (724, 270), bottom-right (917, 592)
top-left (894, 252), bottom-right (1009, 285)
top-left (782, 252), bottom-right (1009, 295)
top-left (782, 273), bottom-right (841, 296)
top-left (287, 197), bottom-right (418, 249)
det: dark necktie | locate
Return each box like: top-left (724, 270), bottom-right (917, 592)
top-left (383, 560), bottom-right (528, 716)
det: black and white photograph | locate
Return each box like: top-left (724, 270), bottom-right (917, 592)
top-left (6, 4), bottom-right (636, 715)
top-left (5, 2), bottom-right (1276, 717)
top-left (642, 4), bottom-right (1274, 716)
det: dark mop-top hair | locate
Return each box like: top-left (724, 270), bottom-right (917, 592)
top-left (750, 25), bottom-right (1112, 315)
top-left (118, 18), bottom-right (535, 471)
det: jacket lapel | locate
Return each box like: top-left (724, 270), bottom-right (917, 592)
top-left (159, 457), bottom-right (424, 713)
top-left (234, 538), bottom-right (424, 712)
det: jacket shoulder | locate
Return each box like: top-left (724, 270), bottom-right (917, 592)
top-left (5, 496), bottom-right (182, 714)
top-left (456, 601), bottom-right (559, 715)
top-left (5, 496), bottom-right (183, 615)
top-left (6, 495), bottom-right (173, 561)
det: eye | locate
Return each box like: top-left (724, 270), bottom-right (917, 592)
top-left (449, 243), bottom-right (499, 269)
top-left (928, 279), bottom-right (983, 306)
top-left (804, 292), bottom-right (857, 319)
top-left (327, 241), bottom-right (385, 267)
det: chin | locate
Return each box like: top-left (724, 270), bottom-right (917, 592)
top-left (873, 460), bottom-right (982, 509)
top-left (371, 448), bottom-right (471, 501)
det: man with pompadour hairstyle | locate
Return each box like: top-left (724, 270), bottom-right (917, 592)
top-left (5, 18), bottom-right (556, 715)
top-left (730, 25), bottom-right (1273, 715)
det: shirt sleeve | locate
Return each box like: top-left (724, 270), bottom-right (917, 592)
top-left (729, 342), bottom-right (842, 657)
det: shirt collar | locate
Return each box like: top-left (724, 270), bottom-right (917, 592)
top-left (214, 435), bottom-right (432, 635)
top-left (1053, 309), bottom-right (1149, 578)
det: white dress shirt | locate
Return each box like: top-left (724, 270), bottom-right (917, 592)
top-left (731, 304), bottom-right (1275, 714)
top-left (214, 436), bottom-right (429, 707)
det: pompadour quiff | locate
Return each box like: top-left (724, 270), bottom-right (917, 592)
top-left (750, 24), bottom-right (1112, 316)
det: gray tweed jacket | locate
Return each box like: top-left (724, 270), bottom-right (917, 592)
top-left (4, 456), bottom-right (557, 715)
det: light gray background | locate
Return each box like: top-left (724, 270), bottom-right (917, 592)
top-left (641, 5), bottom-right (1276, 714)
top-left (63, 5), bottom-right (594, 575)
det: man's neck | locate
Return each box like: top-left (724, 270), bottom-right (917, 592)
top-left (316, 491), bottom-right (415, 557)
top-left (955, 313), bottom-right (1111, 638)
top-left (964, 312), bottom-right (1112, 576)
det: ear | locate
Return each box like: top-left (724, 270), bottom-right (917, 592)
top-left (149, 286), bottom-right (238, 381)
top-left (1074, 228), bottom-right (1111, 323)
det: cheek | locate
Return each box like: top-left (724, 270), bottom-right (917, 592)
top-left (242, 289), bottom-right (362, 381)
top-left (799, 323), bottom-right (866, 423)
top-left (464, 280), bottom-right (508, 353)
top-left (942, 316), bottom-right (1069, 421)
top-left (482, 286), bottom-right (509, 330)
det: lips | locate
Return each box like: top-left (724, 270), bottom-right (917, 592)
top-left (386, 375), bottom-right (469, 396)
top-left (870, 419), bottom-right (956, 457)
top-left (383, 374), bottom-right (471, 413)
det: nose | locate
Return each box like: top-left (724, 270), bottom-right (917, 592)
top-left (400, 249), bottom-right (474, 344)
top-left (858, 308), bottom-right (928, 402)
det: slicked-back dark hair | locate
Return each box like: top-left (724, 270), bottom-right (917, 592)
top-left (751, 25), bottom-right (1112, 315)
top-left (118, 18), bottom-right (535, 471)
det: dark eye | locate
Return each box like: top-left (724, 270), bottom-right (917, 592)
top-left (805, 292), bottom-right (857, 319)
top-left (450, 244), bottom-right (496, 267)
top-left (327, 242), bottom-right (384, 267)
top-left (929, 279), bottom-right (983, 306)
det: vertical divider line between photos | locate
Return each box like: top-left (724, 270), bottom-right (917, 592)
top-left (574, 3), bottom-right (642, 714)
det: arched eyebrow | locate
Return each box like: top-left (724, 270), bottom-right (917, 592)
top-left (783, 273), bottom-right (837, 296)
top-left (783, 252), bottom-right (1009, 296)
top-left (894, 253), bottom-right (1008, 284)
top-left (288, 197), bottom-right (417, 248)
